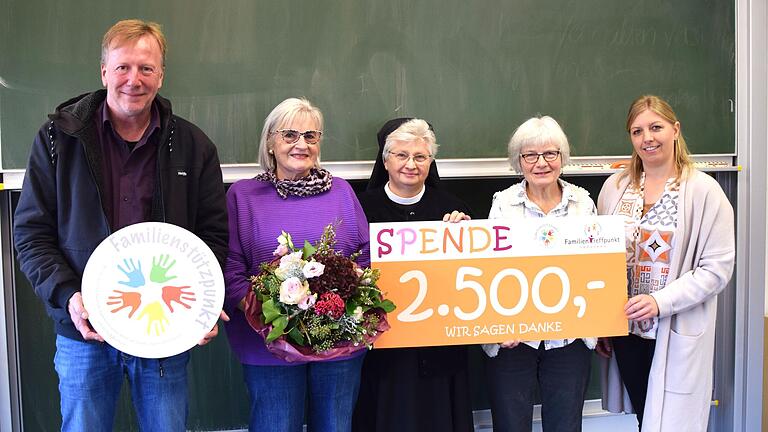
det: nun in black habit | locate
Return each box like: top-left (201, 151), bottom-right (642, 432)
top-left (351, 118), bottom-right (474, 432)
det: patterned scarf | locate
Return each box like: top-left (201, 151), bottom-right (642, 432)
top-left (256, 168), bottom-right (333, 199)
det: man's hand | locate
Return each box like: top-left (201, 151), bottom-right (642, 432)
top-left (198, 310), bottom-right (230, 346)
top-left (68, 292), bottom-right (104, 342)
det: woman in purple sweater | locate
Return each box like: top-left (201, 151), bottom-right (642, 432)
top-left (224, 98), bottom-right (370, 432)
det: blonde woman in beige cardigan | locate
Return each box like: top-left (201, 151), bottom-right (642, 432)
top-left (596, 95), bottom-right (735, 431)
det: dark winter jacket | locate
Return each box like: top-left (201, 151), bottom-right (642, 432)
top-left (13, 89), bottom-right (228, 341)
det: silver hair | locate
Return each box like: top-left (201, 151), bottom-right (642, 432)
top-left (257, 98), bottom-right (324, 172)
top-left (382, 119), bottom-right (438, 160)
top-left (507, 115), bottom-right (570, 173)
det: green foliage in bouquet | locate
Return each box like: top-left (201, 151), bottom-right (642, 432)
top-left (250, 224), bottom-right (395, 353)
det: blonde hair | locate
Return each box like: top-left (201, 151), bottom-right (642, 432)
top-left (619, 95), bottom-right (692, 188)
top-left (102, 19), bottom-right (167, 66)
top-left (258, 98), bottom-right (324, 172)
top-left (382, 119), bottom-right (438, 159)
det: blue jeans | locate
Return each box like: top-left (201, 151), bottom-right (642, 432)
top-left (242, 354), bottom-right (365, 432)
top-left (486, 340), bottom-right (591, 432)
top-left (53, 335), bottom-right (189, 432)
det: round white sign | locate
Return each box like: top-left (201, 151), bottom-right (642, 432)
top-left (82, 222), bottom-right (224, 358)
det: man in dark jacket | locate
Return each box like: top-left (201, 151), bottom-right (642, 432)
top-left (13, 19), bottom-right (228, 431)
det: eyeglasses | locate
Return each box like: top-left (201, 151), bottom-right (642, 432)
top-left (387, 151), bottom-right (433, 164)
top-left (520, 151), bottom-right (561, 164)
top-left (272, 129), bottom-right (323, 145)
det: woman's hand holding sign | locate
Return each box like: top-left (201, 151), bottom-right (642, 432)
top-left (624, 294), bottom-right (659, 321)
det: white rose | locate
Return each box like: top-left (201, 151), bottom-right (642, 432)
top-left (302, 261), bottom-right (325, 278)
top-left (279, 277), bottom-right (310, 305)
top-left (279, 251), bottom-right (303, 268)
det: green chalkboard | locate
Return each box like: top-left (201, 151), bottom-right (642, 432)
top-left (0, 0), bottom-right (734, 170)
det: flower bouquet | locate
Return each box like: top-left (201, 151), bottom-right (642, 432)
top-left (244, 223), bottom-right (395, 362)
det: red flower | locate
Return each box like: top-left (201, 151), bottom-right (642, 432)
top-left (314, 292), bottom-right (345, 319)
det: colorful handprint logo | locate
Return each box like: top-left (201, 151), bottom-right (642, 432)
top-left (82, 221), bottom-right (225, 359)
top-left (535, 224), bottom-right (558, 247)
top-left (107, 254), bottom-right (197, 336)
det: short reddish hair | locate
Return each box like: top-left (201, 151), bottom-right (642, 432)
top-left (101, 19), bottom-right (167, 66)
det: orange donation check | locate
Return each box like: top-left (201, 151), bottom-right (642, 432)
top-left (370, 216), bottom-right (628, 348)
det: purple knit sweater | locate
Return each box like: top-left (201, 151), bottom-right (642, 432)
top-left (224, 177), bottom-right (370, 366)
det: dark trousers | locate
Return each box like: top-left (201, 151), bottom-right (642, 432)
top-left (486, 340), bottom-right (591, 432)
top-left (612, 335), bottom-right (656, 430)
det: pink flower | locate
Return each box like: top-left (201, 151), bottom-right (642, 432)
top-left (273, 244), bottom-right (289, 257)
top-left (279, 277), bottom-right (310, 305)
top-left (302, 261), bottom-right (325, 278)
top-left (298, 293), bottom-right (317, 310)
